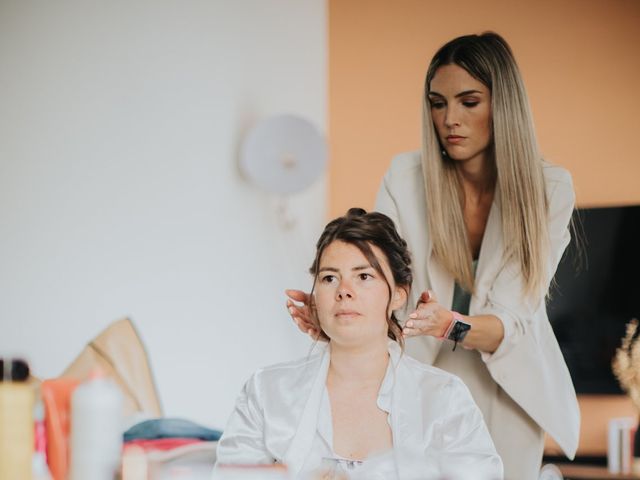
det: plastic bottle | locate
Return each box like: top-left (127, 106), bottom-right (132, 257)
top-left (0, 358), bottom-right (35, 480)
top-left (69, 370), bottom-right (124, 480)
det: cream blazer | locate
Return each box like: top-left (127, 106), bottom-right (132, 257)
top-left (215, 342), bottom-right (503, 479)
top-left (375, 151), bottom-right (580, 459)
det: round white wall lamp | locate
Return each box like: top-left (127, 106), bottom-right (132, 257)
top-left (239, 114), bottom-right (327, 195)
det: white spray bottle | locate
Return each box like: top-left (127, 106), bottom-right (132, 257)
top-left (69, 369), bottom-right (124, 480)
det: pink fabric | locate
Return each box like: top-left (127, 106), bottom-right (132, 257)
top-left (124, 438), bottom-right (201, 451)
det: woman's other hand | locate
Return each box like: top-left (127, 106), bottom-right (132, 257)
top-left (285, 289), bottom-right (322, 340)
top-left (402, 290), bottom-right (453, 338)
top-left (403, 290), bottom-right (505, 353)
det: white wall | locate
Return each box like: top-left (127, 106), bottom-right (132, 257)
top-left (0, 0), bottom-right (326, 428)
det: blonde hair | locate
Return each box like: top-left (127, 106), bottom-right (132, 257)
top-left (422, 32), bottom-right (549, 298)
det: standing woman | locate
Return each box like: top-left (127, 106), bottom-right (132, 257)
top-left (288, 32), bottom-right (579, 480)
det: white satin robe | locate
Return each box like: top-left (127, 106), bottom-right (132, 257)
top-left (215, 342), bottom-right (503, 479)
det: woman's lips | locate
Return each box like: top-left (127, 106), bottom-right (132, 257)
top-left (335, 310), bottom-right (360, 317)
top-left (446, 135), bottom-right (465, 144)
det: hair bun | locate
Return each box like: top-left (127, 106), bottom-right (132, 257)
top-left (346, 207), bottom-right (367, 217)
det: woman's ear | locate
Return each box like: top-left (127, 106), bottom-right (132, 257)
top-left (390, 285), bottom-right (408, 310)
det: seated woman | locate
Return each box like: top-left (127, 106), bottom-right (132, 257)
top-left (215, 208), bottom-right (503, 479)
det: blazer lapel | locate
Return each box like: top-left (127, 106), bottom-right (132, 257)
top-left (429, 251), bottom-right (455, 311)
top-left (471, 196), bottom-right (504, 310)
top-left (403, 249), bottom-right (453, 366)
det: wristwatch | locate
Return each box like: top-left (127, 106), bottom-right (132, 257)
top-left (443, 311), bottom-right (471, 351)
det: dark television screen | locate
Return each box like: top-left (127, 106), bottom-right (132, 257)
top-left (548, 204), bottom-right (640, 394)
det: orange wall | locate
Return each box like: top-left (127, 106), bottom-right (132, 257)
top-left (328, 0), bottom-right (640, 217)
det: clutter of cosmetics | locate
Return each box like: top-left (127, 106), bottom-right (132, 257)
top-left (0, 358), bottom-right (124, 480)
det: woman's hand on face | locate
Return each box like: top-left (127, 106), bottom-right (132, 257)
top-left (285, 289), bottom-right (322, 340)
top-left (402, 290), bottom-right (453, 338)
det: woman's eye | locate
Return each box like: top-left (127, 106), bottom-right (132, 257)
top-left (358, 273), bottom-right (372, 281)
top-left (321, 275), bottom-right (336, 283)
top-left (462, 101), bottom-right (479, 108)
top-left (430, 101), bottom-right (445, 109)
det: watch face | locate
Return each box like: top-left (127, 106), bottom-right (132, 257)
top-left (449, 320), bottom-right (471, 342)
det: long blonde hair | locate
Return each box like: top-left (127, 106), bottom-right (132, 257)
top-left (422, 32), bottom-right (549, 298)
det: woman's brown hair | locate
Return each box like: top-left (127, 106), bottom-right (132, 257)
top-left (308, 208), bottom-right (412, 347)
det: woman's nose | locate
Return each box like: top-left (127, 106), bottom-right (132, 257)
top-left (444, 105), bottom-right (461, 128)
top-left (336, 282), bottom-right (354, 300)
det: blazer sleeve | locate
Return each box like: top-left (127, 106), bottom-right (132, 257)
top-left (214, 373), bottom-right (273, 466)
top-left (479, 166), bottom-right (575, 361)
top-left (430, 377), bottom-right (504, 479)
